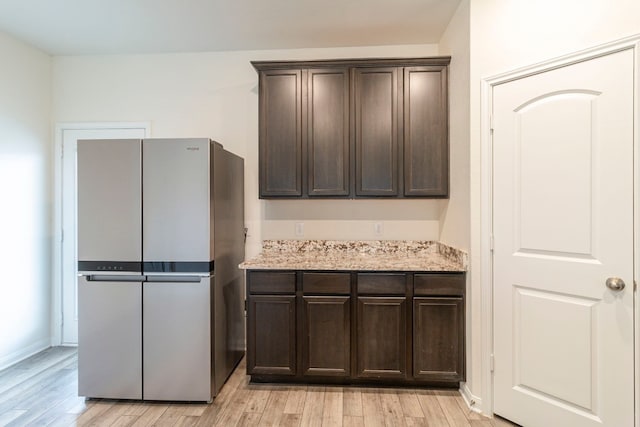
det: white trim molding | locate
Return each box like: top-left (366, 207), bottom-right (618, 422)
top-left (51, 122), bottom-right (151, 346)
top-left (460, 382), bottom-right (483, 415)
top-left (480, 34), bottom-right (640, 421)
top-left (0, 337), bottom-right (51, 372)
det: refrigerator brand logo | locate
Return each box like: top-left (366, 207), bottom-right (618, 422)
top-left (186, 147), bottom-right (200, 151)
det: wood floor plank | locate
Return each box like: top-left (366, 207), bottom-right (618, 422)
top-left (175, 414), bottom-right (200, 427)
top-left (397, 390), bottom-right (425, 418)
top-left (0, 347), bottom-right (76, 395)
top-left (435, 390), bottom-right (471, 427)
top-left (300, 386), bottom-right (325, 427)
top-left (11, 386), bottom-right (81, 426)
top-left (280, 412), bottom-right (303, 427)
top-left (284, 386), bottom-right (308, 414)
top-left (492, 415), bottom-right (521, 426)
top-left (405, 416), bottom-right (429, 426)
top-left (87, 401), bottom-right (138, 426)
top-left (257, 385), bottom-right (289, 426)
top-left (48, 412), bottom-right (82, 427)
top-left (243, 385), bottom-right (272, 413)
top-left (168, 403), bottom-right (207, 417)
top-left (74, 400), bottom-right (116, 426)
top-left (111, 414), bottom-right (139, 427)
top-left (130, 404), bottom-right (169, 427)
top-left (342, 387), bottom-right (363, 417)
top-left (192, 401), bottom-right (222, 427)
top-left (3, 367), bottom-right (79, 426)
top-left (0, 409), bottom-right (27, 425)
top-left (238, 411), bottom-right (263, 426)
top-left (360, 389), bottom-right (385, 427)
top-left (321, 387), bottom-right (343, 427)
top-left (379, 390), bottom-right (406, 426)
top-left (150, 403), bottom-right (189, 427)
top-left (415, 390), bottom-right (450, 427)
top-left (343, 415), bottom-right (365, 427)
top-left (210, 366), bottom-right (249, 425)
top-left (470, 420), bottom-right (494, 427)
top-left (0, 353), bottom-right (77, 413)
top-left (213, 388), bottom-right (250, 426)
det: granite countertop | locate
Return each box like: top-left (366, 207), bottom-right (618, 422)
top-left (239, 240), bottom-right (467, 272)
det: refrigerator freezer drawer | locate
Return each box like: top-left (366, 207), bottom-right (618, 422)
top-left (143, 277), bottom-right (212, 401)
top-left (78, 276), bottom-right (142, 399)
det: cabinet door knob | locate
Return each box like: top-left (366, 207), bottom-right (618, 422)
top-left (605, 277), bottom-right (625, 292)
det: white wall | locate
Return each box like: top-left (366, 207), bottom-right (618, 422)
top-left (438, 0), bottom-right (474, 404)
top-left (52, 43), bottom-right (441, 258)
top-left (0, 31), bottom-right (52, 370)
top-left (468, 0), bottom-right (640, 414)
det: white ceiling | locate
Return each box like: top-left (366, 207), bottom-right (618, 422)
top-left (0, 0), bottom-right (461, 55)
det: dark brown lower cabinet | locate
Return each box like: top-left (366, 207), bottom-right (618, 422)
top-left (413, 297), bottom-right (464, 382)
top-left (246, 270), bottom-right (465, 387)
top-left (356, 296), bottom-right (407, 379)
top-left (247, 295), bottom-right (296, 376)
top-left (301, 296), bottom-right (350, 376)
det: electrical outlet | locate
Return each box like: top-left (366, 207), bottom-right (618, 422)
top-left (374, 222), bottom-right (383, 236)
top-left (295, 222), bottom-right (304, 236)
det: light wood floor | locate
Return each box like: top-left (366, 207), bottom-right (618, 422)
top-left (0, 347), bottom-right (519, 427)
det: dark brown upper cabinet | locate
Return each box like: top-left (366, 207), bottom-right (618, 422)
top-left (307, 68), bottom-right (350, 196)
top-left (353, 67), bottom-right (399, 196)
top-left (258, 69), bottom-right (303, 197)
top-left (403, 66), bottom-right (449, 196)
top-left (252, 57), bottom-right (450, 199)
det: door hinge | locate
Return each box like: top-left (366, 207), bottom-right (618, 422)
top-left (490, 115), bottom-right (494, 133)
top-left (634, 280), bottom-right (637, 292)
top-left (490, 235), bottom-right (494, 252)
top-left (244, 299), bottom-right (247, 312)
top-left (490, 354), bottom-right (495, 372)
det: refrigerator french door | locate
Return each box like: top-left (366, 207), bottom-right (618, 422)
top-left (141, 138), bottom-right (213, 401)
top-left (77, 139), bottom-right (143, 399)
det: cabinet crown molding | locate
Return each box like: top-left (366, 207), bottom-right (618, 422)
top-left (251, 56), bottom-right (451, 71)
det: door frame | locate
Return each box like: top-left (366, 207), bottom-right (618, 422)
top-left (51, 122), bottom-right (151, 346)
top-left (480, 35), bottom-right (640, 421)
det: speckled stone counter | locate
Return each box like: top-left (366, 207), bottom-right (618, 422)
top-left (239, 240), bottom-right (467, 272)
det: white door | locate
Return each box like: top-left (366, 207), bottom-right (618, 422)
top-left (60, 125), bottom-right (148, 345)
top-left (492, 49), bottom-right (634, 426)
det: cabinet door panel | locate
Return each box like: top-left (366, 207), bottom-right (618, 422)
top-left (259, 70), bottom-right (303, 197)
top-left (302, 296), bottom-right (350, 376)
top-left (356, 296), bottom-right (406, 378)
top-left (247, 295), bottom-right (296, 375)
top-left (413, 297), bottom-right (464, 382)
top-left (308, 68), bottom-right (350, 196)
top-left (404, 66), bottom-right (448, 197)
top-left (354, 67), bottom-right (398, 196)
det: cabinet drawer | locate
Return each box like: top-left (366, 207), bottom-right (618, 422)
top-left (248, 271), bottom-right (296, 294)
top-left (414, 274), bottom-right (464, 297)
top-left (357, 273), bottom-right (406, 295)
top-left (303, 273), bottom-right (350, 295)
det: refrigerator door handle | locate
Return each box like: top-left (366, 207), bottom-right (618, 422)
top-left (145, 275), bottom-right (202, 283)
top-left (85, 274), bottom-right (146, 282)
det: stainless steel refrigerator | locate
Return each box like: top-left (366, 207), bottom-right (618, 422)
top-left (76, 138), bottom-right (245, 402)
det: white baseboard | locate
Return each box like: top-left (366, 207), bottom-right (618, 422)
top-left (0, 338), bottom-right (51, 371)
top-left (459, 382), bottom-right (484, 415)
